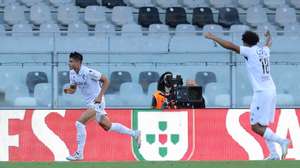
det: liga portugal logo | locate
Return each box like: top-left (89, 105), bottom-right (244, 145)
top-left (132, 110), bottom-right (195, 161)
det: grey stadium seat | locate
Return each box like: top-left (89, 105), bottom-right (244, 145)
top-left (111, 6), bottom-right (134, 26)
top-left (148, 24), bottom-right (169, 37)
top-left (19, 0), bottom-right (42, 7)
top-left (180, 0), bottom-right (209, 8)
top-left (238, 0), bottom-right (260, 9)
top-left (12, 23), bottom-right (33, 36)
top-left (30, 3), bottom-right (52, 25)
top-left (175, 24), bottom-right (196, 36)
top-left (84, 6), bottom-right (106, 26)
top-left (4, 4), bottom-right (26, 25)
top-left (246, 6), bottom-right (268, 27)
top-left (58, 71), bottom-right (70, 95)
top-left (68, 22), bottom-right (89, 36)
top-left (154, 0), bottom-right (179, 9)
top-left (209, 0), bottom-right (234, 8)
top-left (289, 0), bottom-right (300, 9)
top-left (275, 6), bottom-right (297, 27)
top-left (26, 71), bottom-right (48, 96)
top-left (128, 0), bottom-right (153, 8)
top-left (263, 0), bottom-right (286, 9)
top-left (34, 83), bottom-right (52, 107)
top-left (57, 5), bottom-right (79, 25)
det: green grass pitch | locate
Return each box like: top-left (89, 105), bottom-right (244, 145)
top-left (1, 161), bottom-right (300, 168)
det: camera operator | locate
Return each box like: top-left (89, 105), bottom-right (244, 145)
top-left (152, 72), bottom-right (175, 109)
top-left (152, 72), bottom-right (205, 109)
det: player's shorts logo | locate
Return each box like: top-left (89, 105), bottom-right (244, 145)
top-left (132, 110), bottom-right (195, 161)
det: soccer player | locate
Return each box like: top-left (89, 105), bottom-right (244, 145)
top-left (64, 52), bottom-right (141, 161)
top-left (204, 31), bottom-right (289, 160)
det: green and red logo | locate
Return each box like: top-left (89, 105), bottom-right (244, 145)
top-left (132, 110), bottom-right (195, 161)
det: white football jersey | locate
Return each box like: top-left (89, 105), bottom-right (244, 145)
top-left (69, 65), bottom-right (102, 105)
top-left (240, 46), bottom-right (276, 92)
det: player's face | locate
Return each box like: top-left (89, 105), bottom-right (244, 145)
top-left (68, 58), bottom-right (80, 70)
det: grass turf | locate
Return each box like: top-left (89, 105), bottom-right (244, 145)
top-left (1, 161), bottom-right (300, 168)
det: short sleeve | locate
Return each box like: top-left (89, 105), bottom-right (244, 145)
top-left (88, 68), bottom-right (102, 81)
top-left (240, 46), bottom-right (250, 57)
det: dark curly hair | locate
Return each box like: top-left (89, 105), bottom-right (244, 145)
top-left (242, 31), bottom-right (259, 47)
top-left (69, 51), bottom-right (83, 63)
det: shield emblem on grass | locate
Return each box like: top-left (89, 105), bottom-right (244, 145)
top-left (132, 110), bottom-right (195, 161)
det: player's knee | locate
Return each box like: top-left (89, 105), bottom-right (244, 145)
top-left (251, 124), bottom-right (259, 133)
top-left (99, 122), bottom-right (111, 131)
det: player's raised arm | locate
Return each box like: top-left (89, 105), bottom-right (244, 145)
top-left (204, 32), bottom-right (240, 54)
top-left (64, 84), bottom-right (77, 94)
top-left (264, 30), bottom-right (272, 48)
top-left (94, 74), bottom-right (109, 103)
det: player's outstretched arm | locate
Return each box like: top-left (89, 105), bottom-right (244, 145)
top-left (264, 30), bottom-right (272, 48)
top-left (94, 74), bottom-right (109, 103)
top-left (204, 32), bottom-right (240, 54)
top-left (64, 84), bottom-right (76, 94)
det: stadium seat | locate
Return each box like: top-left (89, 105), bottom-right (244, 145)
top-left (263, 0), bottom-right (286, 9)
top-left (192, 7), bottom-right (215, 28)
top-left (57, 5), bottom-right (79, 25)
top-left (68, 22), bottom-right (89, 36)
top-left (195, 71), bottom-right (217, 89)
top-left (138, 7), bottom-right (162, 28)
top-left (154, 0), bottom-right (179, 8)
top-left (256, 24), bottom-right (277, 36)
top-left (246, 6), bottom-right (268, 27)
top-left (26, 71), bottom-right (48, 96)
top-left (14, 97), bottom-right (37, 106)
top-left (0, 24), bottom-right (5, 32)
top-left (148, 24), bottom-right (169, 37)
top-left (121, 23), bottom-right (142, 36)
top-left (19, 0), bottom-right (42, 7)
top-left (49, 0), bottom-right (74, 7)
top-left (34, 83), bottom-right (52, 107)
top-left (104, 94), bottom-right (123, 107)
top-left (4, 4), bottom-right (26, 25)
top-left (30, 3), bottom-right (52, 25)
top-left (237, 0), bottom-right (260, 9)
top-left (165, 7), bottom-right (189, 28)
top-left (147, 82), bottom-right (158, 96)
top-left (39, 23), bottom-right (60, 35)
top-left (283, 24), bottom-right (300, 36)
top-left (59, 84), bottom-right (85, 107)
top-left (84, 6), bottom-right (106, 26)
top-left (289, 0), bottom-right (300, 9)
top-left (111, 6), bottom-right (134, 26)
top-left (175, 24), bottom-right (196, 36)
top-left (203, 24), bottom-right (223, 36)
top-left (95, 22), bottom-right (115, 34)
top-left (58, 71), bottom-right (70, 95)
top-left (12, 23), bottom-right (33, 36)
top-left (209, 0), bottom-right (234, 8)
top-left (180, 0), bottom-right (209, 8)
top-left (275, 6), bottom-right (297, 27)
top-left (214, 94), bottom-right (230, 107)
top-left (218, 7), bottom-right (240, 28)
top-left (139, 71), bottom-right (159, 94)
top-left (0, 0), bottom-right (17, 7)
top-left (204, 82), bottom-right (229, 105)
top-left (128, 0), bottom-right (153, 8)
top-left (75, 0), bottom-right (98, 8)
top-left (230, 24), bottom-right (250, 38)
top-left (119, 82), bottom-right (149, 107)
top-left (107, 71), bottom-right (132, 94)
top-left (102, 0), bottom-right (126, 9)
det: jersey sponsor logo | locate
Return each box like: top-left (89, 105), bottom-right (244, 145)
top-left (131, 110), bottom-right (195, 161)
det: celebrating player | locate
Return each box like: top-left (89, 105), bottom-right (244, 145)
top-left (204, 31), bottom-right (289, 160)
top-left (64, 52), bottom-right (141, 161)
